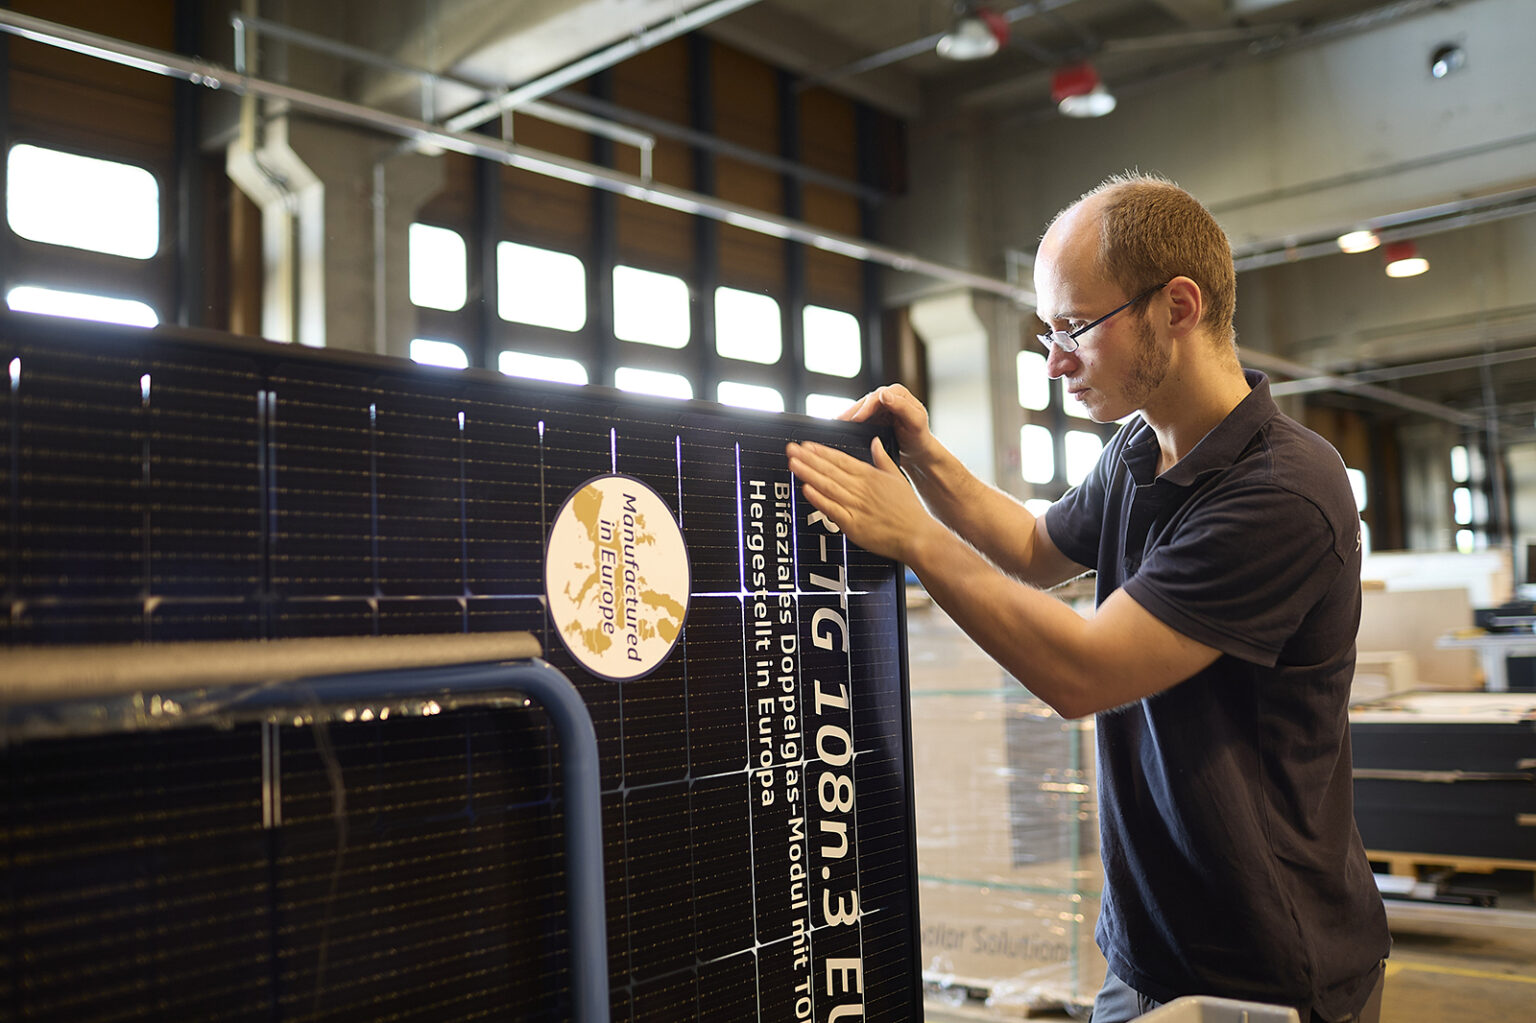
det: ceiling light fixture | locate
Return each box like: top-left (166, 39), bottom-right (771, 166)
top-left (936, 4), bottom-right (1008, 62)
top-left (1383, 240), bottom-right (1429, 278)
top-left (1336, 229), bottom-right (1380, 254)
top-left (1051, 62), bottom-right (1117, 117)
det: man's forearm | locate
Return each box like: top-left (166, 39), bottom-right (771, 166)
top-left (904, 441), bottom-right (1059, 587)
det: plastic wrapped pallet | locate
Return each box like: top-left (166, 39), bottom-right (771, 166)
top-left (908, 597), bottom-right (1104, 1016)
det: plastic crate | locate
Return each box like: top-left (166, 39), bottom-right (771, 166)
top-left (1138, 995), bottom-right (1301, 1022)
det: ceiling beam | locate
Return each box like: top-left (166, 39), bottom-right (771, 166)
top-left (699, 3), bottom-right (921, 118)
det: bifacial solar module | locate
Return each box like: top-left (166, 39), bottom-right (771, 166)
top-left (0, 313), bottom-right (920, 1022)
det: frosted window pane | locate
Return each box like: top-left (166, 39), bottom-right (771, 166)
top-left (716, 287), bottom-right (782, 364)
top-left (1346, 467), bottom-right (1367, 512)
top-left (1020, 424), bottom-right (1055, 485)
top-left (1064, 430), bottom-right (1104, 486)
top-left (410, 338), bottom-right (469, 369)
top-left (499, 241), bottom-right (586, 331)
top-left (614, 265), bottom-right (689, 348)
top-left (1450, 445), bottom-right (1469, 483)
top-left (1061, 379), bottom-right (1093, 419)
top-left (7, 144), bottom-right (158, 259)
top-left (805, 393), bottom-right (855, 419)
top-left (1017, 351), bottom-right (1049, 410)
top-left (615, 366), bottom-right (693, 400)
top-left (409, 224), bottom-right (467, 310)
top-left (7, 285), bottom-right (157, 327)
top-left (718, 381), bottom-right (784, 412)
top-left (803, 305), bottom-right (861, 377)
top-left (499, 350), bottom-right (587, 385)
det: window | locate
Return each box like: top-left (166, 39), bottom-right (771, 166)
top-left (499, 350), bottom-right (587, 386)
top-left (1016, 351), bottom-right (1049, 411)
top-left (7, 285), bottom-right (157, 327)
top-left (410, 338), bottom-right (469, 369)
top-left (408, 224), bottom-right (467, 311)
top-left (805, 392), bottom-right (855, 419)
top-left (1452, 487), bottom-right (1472, 526)
top-left (1064, 430), bottom-right (1104, 486)
top-left (614, 265), bottom-right (689, 348)
top-left (718, 381), bottom-right (784, 412)
top-left (1020, 424), bottom-right (1054, 485)
top-left (1024, 498), bottom-right (1052, 517)
top-left (715, 286), bottom-right (781, 364)
top-left (615, 366), bottom-right (692, 400)
top-left (1456, 529), bottom-right (1476, 554)
top-left (803, 305), bottom-right (861, 377)
top-left (1346, 467), bottom-right (1367, 512)
top-left (1450, 445), bottom-right (1470, 483)
top-left (7, 144), bottom-right (158, 259)
top-left (499, 241), bottom-right (586, 331)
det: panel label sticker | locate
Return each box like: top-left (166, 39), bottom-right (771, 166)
top-left (545, 473), bottom-right (690, 680)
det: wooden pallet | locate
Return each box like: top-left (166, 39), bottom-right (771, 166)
top-left (1367, 849), bottom-right (1536, 896)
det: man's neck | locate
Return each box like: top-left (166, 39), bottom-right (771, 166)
top-left (1143, 360), bottom-right (1253, 476)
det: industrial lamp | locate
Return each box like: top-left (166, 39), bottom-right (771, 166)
top-left (1051, 62), bottom-right (1117, 117)
top-left (1383, 240), bottom-right (1429, 278)
top-left (1336, 229), bottom-right (1380, 254)
top-left (936, 3), bottom-right (1008, 61)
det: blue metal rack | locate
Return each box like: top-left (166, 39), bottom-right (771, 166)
top-left (1, 637), bottom-right (609, 1023)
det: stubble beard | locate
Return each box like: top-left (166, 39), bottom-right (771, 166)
top-left (1121, 313), bottom-right (1170, 413)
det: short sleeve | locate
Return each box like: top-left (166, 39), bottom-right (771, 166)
top-left (1122, 484), bottom-right (1346, 666)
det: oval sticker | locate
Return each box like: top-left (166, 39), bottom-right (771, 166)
top-left (544, 474), bottom-right (690, 680)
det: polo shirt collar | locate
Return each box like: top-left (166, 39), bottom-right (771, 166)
top-left (1121, 370), bottom-right (1278, 488)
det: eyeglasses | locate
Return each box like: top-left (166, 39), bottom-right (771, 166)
top-left (1036, 280), bottom-right (1169, 354)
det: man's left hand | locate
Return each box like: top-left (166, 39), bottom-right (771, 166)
top-left (785, 436), bottom-right (933, 564)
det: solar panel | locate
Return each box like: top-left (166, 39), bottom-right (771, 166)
top-left (0, 313), bottom-right (920, 1021)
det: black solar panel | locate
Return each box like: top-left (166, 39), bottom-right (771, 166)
top-left (0, 313), bottom-right (920, 1021)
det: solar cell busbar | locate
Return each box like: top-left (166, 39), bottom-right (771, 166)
top-left (0, 312), bottom-right (921, 1022)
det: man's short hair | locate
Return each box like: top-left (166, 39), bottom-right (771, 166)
top-left (1060, 172), bottom-right (1237, 346)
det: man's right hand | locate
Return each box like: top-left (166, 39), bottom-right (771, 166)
top-left (837, 384), bottom-right (936, 471)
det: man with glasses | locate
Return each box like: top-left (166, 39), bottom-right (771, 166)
top-left (787, 173), bottom-right (1389, 1022)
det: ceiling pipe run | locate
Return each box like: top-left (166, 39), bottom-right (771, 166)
top-left (0, 7), bottom-right (1032, 306)
top-left (442, 0), bottom-right (762, 134)
top-left (1241, 348), bottom-right (1481, 427)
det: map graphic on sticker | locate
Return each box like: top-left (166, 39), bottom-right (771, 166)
top-left (544, 474), bottom-right (690, 680)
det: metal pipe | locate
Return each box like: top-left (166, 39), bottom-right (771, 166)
top-left (1242, 347), bottom-right (1482, 427)
top-left (804, 0), bottom-right (1079, 86)
top-left (1270, 345), bottom-right (1536, 396)
top-left (0, 7), bottom-right (1030, 305)
top-left (442, 0), bottom-right (762, 134)
top-left (1234, 187), bottom-right (1536, 273)
top-left (230, 12), bottom-right (655, 157)
top-left (547, 88), bottom-right (883, 203)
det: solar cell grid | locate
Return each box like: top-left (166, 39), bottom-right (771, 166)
top-left (1, 313), bottom-right (920, 1021)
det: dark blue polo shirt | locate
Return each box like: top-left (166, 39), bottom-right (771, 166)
top-left (1043, 371), bottom-right (1390, 1019)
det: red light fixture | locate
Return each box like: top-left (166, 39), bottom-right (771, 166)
top-left (1383, 240), bottom-right (1429, 278)
top-left (1051, 62), bottom-right (1116, 117)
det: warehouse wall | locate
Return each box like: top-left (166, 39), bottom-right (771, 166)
top-left (882, 0), bottom-right (1536, 552)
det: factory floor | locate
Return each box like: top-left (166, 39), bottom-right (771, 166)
top-left (1379, 898), bottom-right (1536, 1022)
top-left (924, 874), bottom-right (1536, 1021)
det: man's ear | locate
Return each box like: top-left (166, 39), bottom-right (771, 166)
top-left (1164, 276), bottom-right (1204, 338)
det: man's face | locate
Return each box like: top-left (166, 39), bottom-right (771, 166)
top-left (1032, 203), bottom-right (1168, 424)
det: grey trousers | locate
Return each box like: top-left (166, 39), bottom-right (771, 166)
top-left (1091, 963), bottom-right (1386, 1023)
